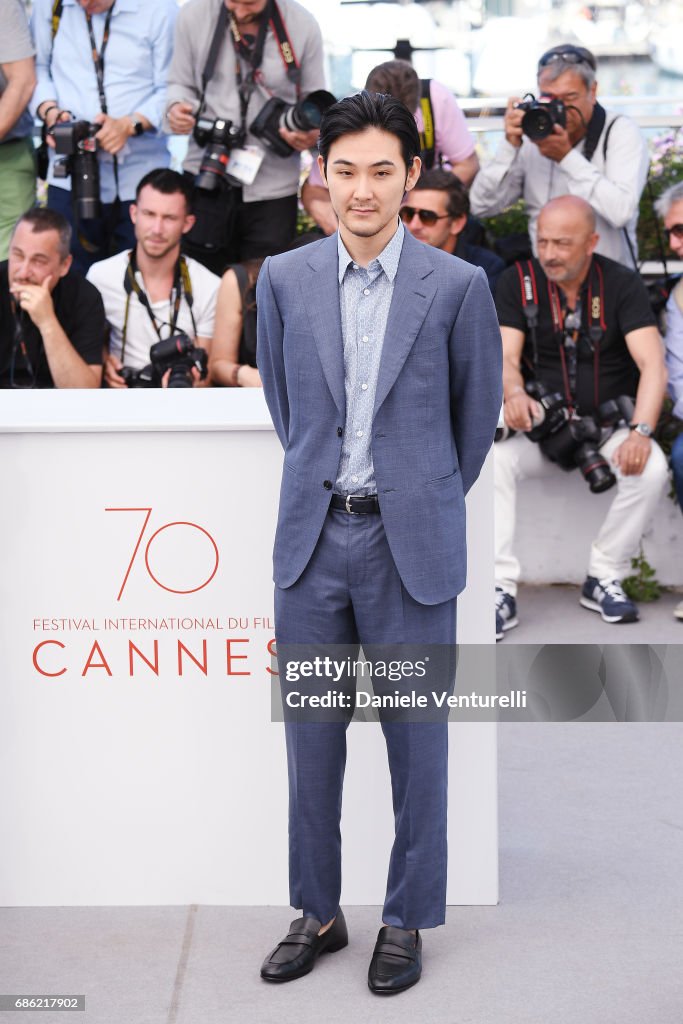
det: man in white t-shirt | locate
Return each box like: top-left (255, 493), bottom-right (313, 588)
top-left (87, 169), bottom-right (219, 387)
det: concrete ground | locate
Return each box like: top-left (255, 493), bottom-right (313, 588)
top-left (500, 583), bottom-right (683, 643)
top-left (1, 724), bottom-right (682, 1024)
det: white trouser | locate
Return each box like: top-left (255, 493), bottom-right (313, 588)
top-left (495, 428), bottom-right (669, 596)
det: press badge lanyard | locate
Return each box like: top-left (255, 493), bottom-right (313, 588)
top-left (85, 3), bottom-right (120, 201)
top-left (121, 252), bottom-right (197, 361)
top-left (8, 297), bottom-right (38, 389)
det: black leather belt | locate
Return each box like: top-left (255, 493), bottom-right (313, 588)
top-left (330, 493), bottom-right (380, 515)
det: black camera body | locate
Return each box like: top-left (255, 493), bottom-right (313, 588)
top-left (516, 94), bottom-right (567, 141)
top-left (193, 118), bottom-right (246, 192)
top-left (121, 332), bottom-right (208, 389)
top-left (51, 119), bottom-right (102, 220)
top-left (525, 380), bottom-right (616, 493)
top-left (250, 89), bottom-right (336, 157)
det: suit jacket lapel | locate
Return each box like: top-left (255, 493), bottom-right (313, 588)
top-left (301, 235), bottom-right (345, 419)
top-left (373, 231), bottom-right (437, 418)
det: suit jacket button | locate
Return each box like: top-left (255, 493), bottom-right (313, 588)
top-left (337, 427), bottom-right (343, 436)
top-left (323, 480), bottom-right (332, 489)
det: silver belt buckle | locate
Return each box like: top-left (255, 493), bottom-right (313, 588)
top-left (345, 493), bottom-right (364, 514)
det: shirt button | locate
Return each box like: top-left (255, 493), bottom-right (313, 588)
top-left (323, 480), bottom-right (332, 490)
top-left (356, 429), bottom-right (363, 437)
top-left (362, 335), bottom-right (369, 342)
top-left (352, 475), bottom-right (359, 483)
top-left (353, 263), bottom-right (359, 270)
top-left (361, 383), bottom-right (368, 391)
top-left (363, 288), bottom-right (370, 296)
top-left (337, 426), bottom-right (343, 436)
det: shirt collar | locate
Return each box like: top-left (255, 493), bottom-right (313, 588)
top-left (337, 219), bottom-right (404, 284)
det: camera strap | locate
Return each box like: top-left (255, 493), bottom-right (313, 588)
top-left (8, 297), bottom-right (38, 390)
top-left (581, 102), bottom-right (606, 162)
top-left (517, 258), bottom-right (605, 412)
top-left (419, 80), bottom-right (436, 170)
top-left (85, 4), bottom-right (120, 203)
top-left (121, 251), bottom-right (197, 361)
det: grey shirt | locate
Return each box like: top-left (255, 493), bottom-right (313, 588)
top-left (165, 0), bottom-right (325, 202)
top-left (0, 0), bottom-right (35, 141)
top-left (335, 221), bottom-right (405, 496)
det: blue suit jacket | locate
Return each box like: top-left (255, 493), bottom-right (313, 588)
top-left (256, 228), bottom-right (502, 605)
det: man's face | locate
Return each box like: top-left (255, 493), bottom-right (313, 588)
top-left (664, 199), bottom-right (683, 259)
top-left (8, 222), bottom-right (71, 296)
top-left (225, 0), bottom-right (268, 26)
top-left (320, 127), bottom-right (420, 243)
top-left (77, 0), bottom-right (116, 15)
top-left (536, 69), bottom-right (597, 144)
top-left (537, 206), bottom-right (598, 286)
top-left (130, 186), bottom-right (195, 260)
top-left (400, 189), bottom-right (465, 253)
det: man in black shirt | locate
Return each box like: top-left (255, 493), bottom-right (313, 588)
top-left (1, 207), bottom-right (104, 388)
top-left (399, 168), bottom-right (504, 293)
top-left (494, 195), bottom-right (668, 636)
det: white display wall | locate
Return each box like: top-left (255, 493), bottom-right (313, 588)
top-left (0, 391), bottom-right (497, 907)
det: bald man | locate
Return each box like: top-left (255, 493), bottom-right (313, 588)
top-left (493, 195), bottom-right (668, 637)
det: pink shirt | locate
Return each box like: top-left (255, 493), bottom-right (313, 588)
top-left (307, 78), bottom-right (475, 187)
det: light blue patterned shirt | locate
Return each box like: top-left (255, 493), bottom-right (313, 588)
top-left (335, 220), bottom-right (405, 495)
top-left (31, 0), bottom-right (177, 203)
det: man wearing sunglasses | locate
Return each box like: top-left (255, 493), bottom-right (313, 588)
top-left (470, 44), bottom-right (649, 270)
top-left (655, 181), bottom-right (683, 619)
top-left (399, 168), bottom-right (504, 293)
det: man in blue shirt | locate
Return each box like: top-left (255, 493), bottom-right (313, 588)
top-left (31, 0), bottom-right (177, 275)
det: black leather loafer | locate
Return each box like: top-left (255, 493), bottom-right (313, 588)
top-left (368, 925), bottom-right (422, 994)
top-left (260, 908), bottom-right (348, 982)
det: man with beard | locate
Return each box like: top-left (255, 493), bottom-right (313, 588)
top-left (494, 195), bottom-right (668, 638)
top-left (165, 0), bottom-right (326, 274)
top-left (0, 207), bottom-right (104, 388)
top-left (87, 169), bottom-right (219, 387)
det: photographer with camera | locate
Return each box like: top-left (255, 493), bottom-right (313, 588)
top-left (31, 0), bottom-right (178, 276)
top-left (86, 169), bottom-right (219, 388)
top-left (494, 196), bottom-right (668, 638)
top-left (165, 0), bottom-right (327, 275)
top-left (470, 45), bottom-right (649, 268)
top-left (1, 208), bottom-right (104, 388)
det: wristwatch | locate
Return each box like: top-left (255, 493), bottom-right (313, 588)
top-left (629, 422), bottom-right (652, 438)
top-left (129, 117), bottom-right (145, 137)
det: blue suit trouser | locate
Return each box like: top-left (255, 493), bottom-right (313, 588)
top-left (274, 506), bottom-right (457, 930)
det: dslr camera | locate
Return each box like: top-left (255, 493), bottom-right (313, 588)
top-left (193, 117), bottom-right (246, 191)
top-left (515, 94), bottom-right (567, 141)
top-left (250, 89), bottom-right (336, 158)
top-left (524, 380), bottom-right (616, 493)
top-left (50, 119), bottom-right (102, 220)
top-left (120, 333), bottom-right (208, 389)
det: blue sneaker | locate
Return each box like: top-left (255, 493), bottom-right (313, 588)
top-left (496, 587), bottom-right (518, 641)
top-left (580, 577), bottom-right (639, 623)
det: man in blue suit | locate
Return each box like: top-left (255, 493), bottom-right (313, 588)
top-left (256, 91), bottom-right (502, 994)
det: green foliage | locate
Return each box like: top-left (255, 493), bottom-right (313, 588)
top-left (622, 549), bottom-right (662, 603)
top-left (637, 127), bottom-right (683, 262)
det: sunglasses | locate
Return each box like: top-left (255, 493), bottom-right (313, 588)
top-left (538, 46), bottom-right (596, 71)
top-left (400, 206), bottom-right (450, 226)
top-left (664, 224), bottom-right (683, 240)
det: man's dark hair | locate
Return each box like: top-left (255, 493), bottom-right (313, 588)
top-left (413, 168), bottom-right (470, 220)
top-left (135, 168), bottom-right (194, 213)
top-left (365, 60), bottom-right (419, 115)
top-left (318, 90), bottom-right (421, 173)
top-left (12, 207), bottom-right (72, 260)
